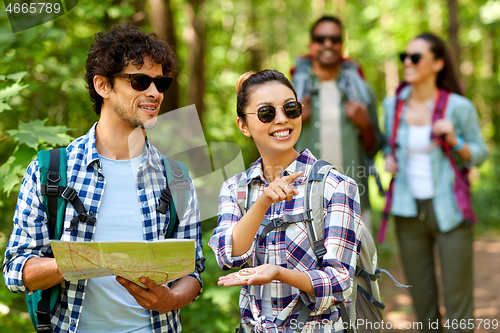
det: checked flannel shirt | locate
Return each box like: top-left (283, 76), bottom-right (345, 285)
top-left (3, 123), bottom-right (205, 333)
top-left (209, 149), bottom-right (362, 333)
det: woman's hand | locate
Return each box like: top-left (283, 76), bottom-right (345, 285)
top-left (257, 171), bottom-right (302, 208)
top-left (433, 119), bottom-right (458, 147)
top-left (385, 154), bottom-right (398, 174)
top-left (218, 264), bottom-right (280, 287)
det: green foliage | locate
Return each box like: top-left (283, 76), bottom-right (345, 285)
top-left (0, 0), bottom-right (499, 332)
top-left (0, 77), bottom-right (73, 195)
top-left (473, 147), bottom-right (500, 230)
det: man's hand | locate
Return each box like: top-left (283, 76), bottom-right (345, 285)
top-left (345, 100), bottom-right (371, 129)
top-left (117, 276), bottom-right (179, 313)
top-left (299, 95), bottom-right (312, 121)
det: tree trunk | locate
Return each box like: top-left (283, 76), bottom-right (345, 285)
top-left (185, 0), bottom-right (206, 120)
top-left (147, 0), bottom-right (179, 113)
top-left (446, 0), bottom-right (461, 77)
top-left (248, 0), bottom-right (262, 71)
top-left (489, 29), bottom-right (500, 146)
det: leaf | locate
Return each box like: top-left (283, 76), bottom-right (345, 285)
top-left (6, 72), bottom-right (28, 82)
top-left (0, 101), bottom-right (12, 113)
top-left (0, 146), bottom-right (37, 195)
top-left (6, 119), bottom-right (73, 150)
top-left (0, 82), bottom-right (28, 101)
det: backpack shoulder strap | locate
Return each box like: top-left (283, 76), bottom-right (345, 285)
top-left (304, 159), bottom-right (335, 268)
top-left (34, 148), bottom-right (67, 333)
top-left (38, 148), bottom-right (67, 240)
top-left (159, 155), bottom-right (190, 238)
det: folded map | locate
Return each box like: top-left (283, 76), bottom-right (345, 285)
top-left (50, 239), bottom-right (195, 287)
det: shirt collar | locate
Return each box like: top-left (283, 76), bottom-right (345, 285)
top-left (83, 123), bottom-right (163, 171)
top-left (398, 84), bottom-right (413, 100)
top-left (243, 149), bottom-right (316, 186)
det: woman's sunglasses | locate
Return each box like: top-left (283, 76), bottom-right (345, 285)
top-left (399, 53), bottom-right (422, 64)
top-left (245, 101), bottom-right (302, 123)
top-left (113, 73), bottom-right (173, 93)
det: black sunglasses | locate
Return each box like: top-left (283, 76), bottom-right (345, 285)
top-left (312, 35), bottom-right (342, 44)
top-left (113, 73), bottom-right (173, 93)
top-left (399, 52), bottom-right (422, 64)
top-left (245, 101), bottom-right (302, 123)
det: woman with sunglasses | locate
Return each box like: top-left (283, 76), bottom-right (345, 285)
top-left (209, 69), bottom-right (362, 333)
top-left (383, 33), bottom-right (488, 332)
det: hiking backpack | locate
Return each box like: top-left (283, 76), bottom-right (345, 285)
top-left (237, 159), bottom-right (410, 333)
top-left (27, 148), bottom-right (190, 333)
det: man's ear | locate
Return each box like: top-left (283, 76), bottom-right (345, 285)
top-left (236, 117), bottom-right (252, 138)
top-left (93, 75), bottom-right (111, 99)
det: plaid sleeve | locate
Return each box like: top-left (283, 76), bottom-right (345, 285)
top-left (2, 159), bottom-right (49, 294)
top-left (172, 176), bottom-right (205, 295)
top-left (301, 177), bottom-right (363, 313)
top-left (208, 178), bottom-right (255, 271)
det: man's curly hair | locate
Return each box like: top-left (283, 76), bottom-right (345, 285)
top-left (85, 24), bottom-right (177, 115)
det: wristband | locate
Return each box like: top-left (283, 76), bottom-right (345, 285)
top-left (452, 135), bottom-right (464, 151)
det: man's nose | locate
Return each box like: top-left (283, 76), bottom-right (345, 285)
top-left (145, 81), bottom-right (162, 99)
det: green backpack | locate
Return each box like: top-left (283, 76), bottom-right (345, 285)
top-left (27, 148), bottom-right (190, 333)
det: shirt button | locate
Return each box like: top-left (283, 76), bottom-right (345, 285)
top-left (78, 284), bottom-right (83, 289)
top-left (314, 121), bottom-right (321, 129)
top-left (273, 300), bottom-right (277, 305)
top-left (71, 321), bottom-right (76, 326)
top-left (89, 211), bottom-right (94, 216)
top-left (272, 240), bottom-right (276, 245)
top-left (98, 176), bottom-right (103, 181)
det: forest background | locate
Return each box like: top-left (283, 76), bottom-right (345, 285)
top-left (1, 0), bottom-right (499, 332)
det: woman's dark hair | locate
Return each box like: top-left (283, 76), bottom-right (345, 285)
top-left (310, 15), bottom-right (343, 39)
top-left (236, 69), bottom-right (297, 121)
top-left (415, 33), bottom-right (463, 95)
top-left (85, 24), bottom-right (177, 115)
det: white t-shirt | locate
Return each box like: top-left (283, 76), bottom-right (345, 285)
top-left (78, 153), bottom-right (151, 333)
top-left (406, 125), bottom-right (434, 199)
top-left (319, 80), bottom-right (343, 168)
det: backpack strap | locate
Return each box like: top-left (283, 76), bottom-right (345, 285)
top-left (377, 96), bottom-right (405, 244)
top-left (39, 149), bottom-right (96, 234)
top-left (304, 160), bottom-right (334, 268)
top-left (36, 148), bottom-right (68, 333)
top-left (158, 155), bottom-right (190, 238)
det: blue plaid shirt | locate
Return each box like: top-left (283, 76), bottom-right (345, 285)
top-left (209, 150), bottom-right (362, 333)
top-left (3, 123), bottom-right (204, 333)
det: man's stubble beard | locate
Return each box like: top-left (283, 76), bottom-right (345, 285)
top-left (114, 102), bottom-right (158, 130)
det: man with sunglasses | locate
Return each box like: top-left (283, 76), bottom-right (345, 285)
top-left (3, 24), bottom-right (204, 333)
top-left (291, 15), bottom-right (382, 232)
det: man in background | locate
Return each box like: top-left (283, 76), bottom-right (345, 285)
top-left (292, 15), bottom-right (382, 231)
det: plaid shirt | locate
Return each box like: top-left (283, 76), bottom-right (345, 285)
top-left (209, 149), bottom-right (362, 333)
top-left (3, 123), bottom-right (204, 333)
